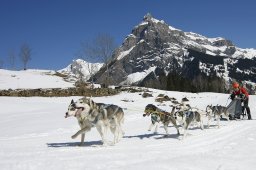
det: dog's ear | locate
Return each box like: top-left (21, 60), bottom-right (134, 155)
top-left (71, 99), bottom-right (74, 104)
top-left (89, 96), bottom-right (97, 108)
top-left (89, 98), bottom-right (94, 108)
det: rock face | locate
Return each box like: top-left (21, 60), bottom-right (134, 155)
top-left (93, 13), bottom-right (256, 92)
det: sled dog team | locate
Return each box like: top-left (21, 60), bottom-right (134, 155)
top-left (65, 97), bottom-right (235, 145)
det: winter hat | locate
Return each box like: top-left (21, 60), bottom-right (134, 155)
top-left (232, 82), bottom-right (239, 88)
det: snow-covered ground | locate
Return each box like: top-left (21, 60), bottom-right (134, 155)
top-left (0, 69), bottom-right (74, 90)
top-left (0, 59), bottom-right (103, 90)
top-left (0, 89), bottom-right (256, 170)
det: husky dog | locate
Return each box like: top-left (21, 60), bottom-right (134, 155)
top-left (65, 99), bottom-right (93, 146)
top-left (65, 97), bottom-right (124, 145)
top-left (176, 103), bottom-right (191, 111)
top-left (206, 105), bottom-right (230, 128)
top-left (143, 104), bottom-right (180, 136)
top-left (175, 106), bottom-right (204, 139)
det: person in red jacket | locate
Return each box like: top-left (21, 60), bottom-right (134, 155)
top-left (230, 82), bottom-right (252, 120)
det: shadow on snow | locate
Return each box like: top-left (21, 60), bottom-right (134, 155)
top-left (47, 140), bottom-right (102, 148)
top-left (123, 133), bottom-right (179, 140)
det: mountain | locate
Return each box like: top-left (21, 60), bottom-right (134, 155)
top-left (58, 59), bottom-right (103, 83)
top-left (93, 13), bottom-right (256, 93)
top-left (0, 59), bottom-right (103, 90)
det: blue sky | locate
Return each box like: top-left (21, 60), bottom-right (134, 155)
top-left (0, 0), bottom-right (255, 70)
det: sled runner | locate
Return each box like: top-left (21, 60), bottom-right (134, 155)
top-left (240, 101), bottom-right (251, 120)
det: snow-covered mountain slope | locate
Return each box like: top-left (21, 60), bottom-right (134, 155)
top-left (93, 13), bottom-right (256, 92)
top-left (58, 59), bottom-right (103, 82)
top-left (0, 59), bottom-right (103, 90)
top-left (0, 89), bottom-right (255, 170)
top-left (0, 69), bottom-right (74, 90)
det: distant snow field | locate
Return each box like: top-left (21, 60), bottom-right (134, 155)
top-left (0, 59), bottom-right (103, 90)
top-left (0, 89), bottom-right (256, 170)
top-left (0, 69), bottom-right (74, 90)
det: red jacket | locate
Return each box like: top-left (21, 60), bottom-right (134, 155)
top-left (232, 87), bottom-right (249, 98)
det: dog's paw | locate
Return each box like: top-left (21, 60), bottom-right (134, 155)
top-left (102, 142), bottom-right (108, 147)
top-left (163, 134), bottom-right (170, 137)
top-left (78, 143), bottom-right (84, 147)
top-left (108, 141), bottom-right (116, 146)
top-left (178, 136), bottom-right (184, 141)
top-left (71, 135), bottom-right (76, 139)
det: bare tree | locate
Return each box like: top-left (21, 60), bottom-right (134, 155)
top-left (75, 52), bottom-right (95, 85)
top-left (8, 49), bottom-right (16, 70)
top-left (81, 33), bottom-right (116, 86)
top-left (19, 43), bottom-right (32, 70)
top-left (86, 62), bottom-right (98, 87)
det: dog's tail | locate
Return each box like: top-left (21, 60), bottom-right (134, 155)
top-left (118, 108), bottom-right (125, 124)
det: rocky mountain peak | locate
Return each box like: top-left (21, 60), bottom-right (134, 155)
top-left (93, 14), bottom-right (256, 93)
top-left (212, 39), bottom-right (234, 47)
top-left (58, 59), bottom-right (103, 82)
top-left (143, 13), bottom-right (153, 21)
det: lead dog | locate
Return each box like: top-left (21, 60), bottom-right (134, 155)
top-left (65, 97), bottom-right (124, 145)
top-left (143, 104), bottom-right (180, 136)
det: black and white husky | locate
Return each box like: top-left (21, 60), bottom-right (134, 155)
top-left (206, 105), bottom-right (230, 128)
top-left (175, 106), bottom-right (204, 139)
top-left (65, 97), bottom-right (124, 145)
top-left (143, 104), bottom-right (180, 136)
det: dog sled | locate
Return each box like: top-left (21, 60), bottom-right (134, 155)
top-left (226, 98), bottom-right (243, 120)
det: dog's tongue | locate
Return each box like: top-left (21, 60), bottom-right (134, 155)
top-left (75, 108), bottom-right (83, 117)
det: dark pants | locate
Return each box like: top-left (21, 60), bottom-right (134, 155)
top-left (242, 98), bottom-right (252, 120)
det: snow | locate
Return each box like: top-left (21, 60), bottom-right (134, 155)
top-left (0, 89), bottom-right (256, 170)
top-left (0, 66), bottom-right (255, 169)
top-left (232, 48), bottom-right (256, 59)
top-left (208, 37), bottom-right (226, 43)
top-left (120, 67), bottom-right (156, 85)
top-left (0, 59), bottom-right (102, 90)
top-left (135, 21), bottom-right (148, 29)
top-left (151, 17), bottom-right (162, 24)
top-left (206, 50), bottom-right (217, 56)
top-left (168, 26), bottom-right (180, 31)
top-left (222, 58), bottom-right (231, 82)
top-left (58, 59), bottom-right (103, 81)
top-left (185, 32), bottom-right (208, 41)
top-left (117, 46), bottom-right (135, 60)
top-left (201, 44), bottom-right (226, 53)
top-left (0, 69), bottom-right (74, 90)
top-left (185, 32), bottom-right (256, 60)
